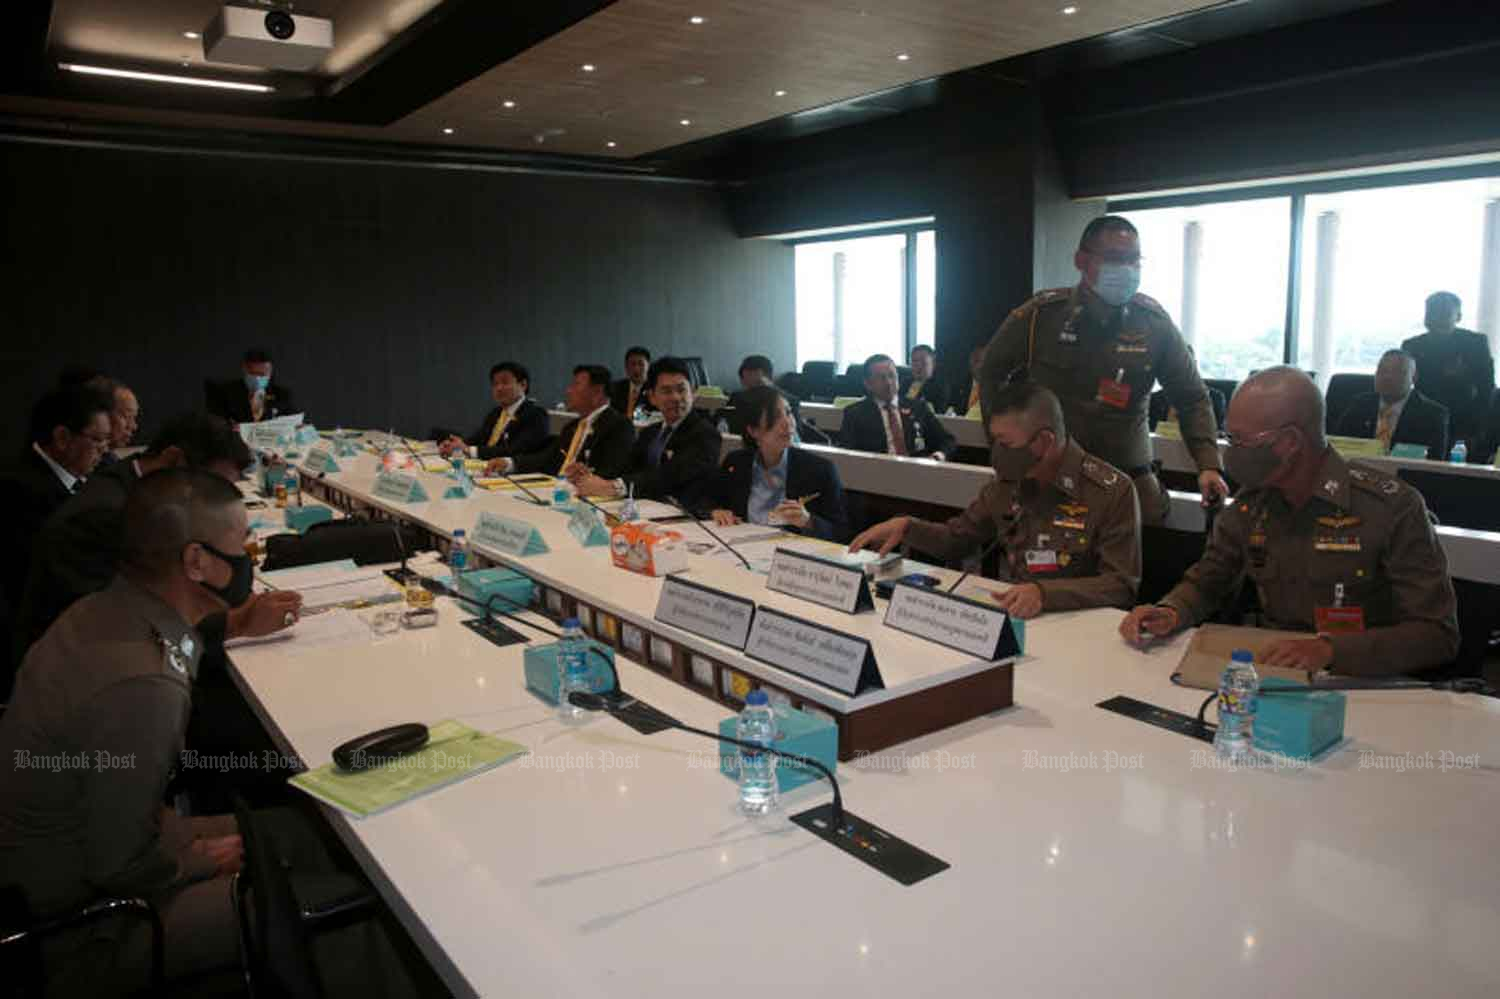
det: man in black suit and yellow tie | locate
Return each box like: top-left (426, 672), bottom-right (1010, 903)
top-left (1334, 349), bottom-right (1450, 460)
top-left (901, 344), bottom-right (949, 412)
top-left (569, 357), bottom-right (722, 508)
top-left (609, 346), bottom-right (655, 418)
top-left (487, 365), bottom-right (635, 481)
top-left (838, 353), bottom-right (956, 460)
top-left (439, 361), bottom-right (550, 461)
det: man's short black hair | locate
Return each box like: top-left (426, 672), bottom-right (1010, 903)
top-left (121, 468), bottom-right (245, 581)
top-left (1425, 291), bottom-right (1462, 321)
top-left (146, 413), bottom-right (252, 472)
top-left (910, 345), bottom-right (935, 360)
top-left (1079, 215), bottom-right (1139, 251)
top-left (646, 356), bottom-right (692, 390)
top-left (28, 383), bottom-right (113, 445)
top-left (739, 354), bottom-right (774, 379)
top-left (574, 365), bottom-right (612, 389)
top-left (863, 353), bottom-right (896, 373)
top-left (624, 346), bottom-right (652, 364)
top-left (490, 361), bottom-right (530, 388)
top-left (990, 381), bottom-right (1066, 437)
top-left (243, 348), bottom-right (272, 365)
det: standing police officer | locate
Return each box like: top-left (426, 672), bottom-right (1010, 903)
top-left (979, 216), bottom-right (1228, 524)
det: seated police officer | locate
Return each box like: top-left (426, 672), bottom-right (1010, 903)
top-left (850, 382), bottom-right (1140, 619)
top-left (1120, 367), bottom-right (1459, 674)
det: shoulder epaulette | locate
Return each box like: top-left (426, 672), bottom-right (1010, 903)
top-left (1007, 287), bottom-right (1071, 321)
top-left (1080, 455), bottom-right (1126, 490)
top-left (1347, 463), bottom-right (1404, 498)
top-left (1129, 292), bottom-right (1169, 317)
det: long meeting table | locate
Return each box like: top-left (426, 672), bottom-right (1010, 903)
top-left (225, 438), bottom-right (1500, 998)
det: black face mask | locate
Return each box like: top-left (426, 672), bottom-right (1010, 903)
top-left (1224, 428), bottom-right (1295, 491)
top-left (991, 429), bottom-right (1049, 481)
top-left (193, 541), bottom-right (254, 608)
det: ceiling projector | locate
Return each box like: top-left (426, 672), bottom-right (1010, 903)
top-left (203, 4), bottom-right (334, 72)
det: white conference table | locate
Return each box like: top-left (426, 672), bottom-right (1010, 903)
top-left (231, 459), bottom-right (1500, 998)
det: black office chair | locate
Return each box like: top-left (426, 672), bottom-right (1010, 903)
top-left (1324, 373), bottom-right (1374, 432)
top-left (681, 357), bottom-right (710, 389)
top-left (1204, 378), bottom-right (1239, 407)
top-left (260, 519), bottom-right (431, 572)
top-left (1148, 387), bottom-right (1226, 431)
top-left (1, 884), bottom-right (164, 997)
top-left (1474, 386), bottom-right (1500, 464)
top-left (837, 363), bottom-right (866, 399)
top-left (800, 361), bottom-right (837, 401)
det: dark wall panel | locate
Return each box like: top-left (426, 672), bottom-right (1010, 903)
top-left (0, 143), bottom-right (792, 451)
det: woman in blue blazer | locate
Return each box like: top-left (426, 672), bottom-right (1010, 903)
top-left (705, 386), bottom-right (849, 542)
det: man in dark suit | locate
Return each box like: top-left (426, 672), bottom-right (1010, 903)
top-left (1401, 291), bottom-right (1495, 443)
top-left (570, 357), bottom-right (722, 509)
top-left (608, 346), bottom-right (655, 418)
top-left (205, 348), bottom-right (296, 425)
top-left (489, 365), bottom-right (635, 481)
top-left (13, 413), bottom-right (254, 663)
top-left (706, 385), bottom-right (848, 541)
top-left (0, 383), bottom-right (114, 614)
top-left (901, 345), bottom-right (949, 412)
top-left (727, 354), bottom-right (829, 443)
top-left (838, 353), bottom-right (956, 460)
top-left (438, 361), bottom-right (551, 461)
top-left (1334, 349), bottom-right (1451, 460)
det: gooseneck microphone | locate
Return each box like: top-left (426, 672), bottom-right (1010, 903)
top-left (502, 473), bottom-right (550, 506)
top-left (1194, 676), bottom-right (1496, 726)
top-left (658, 495), bottom-right (754, 572)
top-left (944, 532), bottom-right (1007, 594)
top-left (566, 690), bottom-right (843, 828)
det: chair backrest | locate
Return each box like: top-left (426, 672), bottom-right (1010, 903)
top-left (1325, 373), bottom-right (1375, 431)
top-left (235, 797), bottom-right (322, 999)
top-left (1204, 378), bottom-right (1239, 405)
top-left (800, 361), bottom-right (838, 401)
top-left (681, 357), bottom-right (710, 389)
top-left (261, 520), bottom-right (430, 572)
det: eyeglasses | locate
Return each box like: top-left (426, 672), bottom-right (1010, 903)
top-left (1224, 425), bottom-right (1293, 448)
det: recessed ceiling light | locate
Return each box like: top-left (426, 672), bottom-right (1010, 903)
top-left (679, 118), bottom-right (692, 126)
top-left (581, 63), bottom-right (596, 72)
top-left (689, 15), bottom-right (705, 24)
top-left (57, 62), bottom-right (273, 93)
top-left (896, 52), bottom-right (910, 61)
top-left (182, 31), bottom-right (200, 40)
top-left (774, 89), bottom-right (787, 97)
top-left (442, 127), bottom-right (454, 134)
top-left (501, 99), bottom-right (516, 108)
top-left (1061, 5), bottom-right (1079, 13)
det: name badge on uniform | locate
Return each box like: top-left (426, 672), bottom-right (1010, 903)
top-left (1097, 368), bottom-right (1131, 410)
top-left (1024, 549), bottom-right (1060, 573)
top-left (1058, 330), bottom-right (1079, 344)
top-left (1315, 582), bottom-right (1365, 633)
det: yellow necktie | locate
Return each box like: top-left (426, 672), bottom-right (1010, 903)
top-left (1375, 406), bottom-right (1395, 451)
top-left (906, 380), bottom-right (922, 401)
top-left (966, 381), bottom-right (980, 413)
top-left (486, 408), bottom-right (511, 448)
top-left (558, 419), bottom-right (592, 475)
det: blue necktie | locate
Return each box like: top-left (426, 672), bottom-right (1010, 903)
top-left (647, 424), bottom-right (675, 467)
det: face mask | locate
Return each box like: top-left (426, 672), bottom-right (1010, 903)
top-left (1091, 264), bottom-right (1140, 307)
top-left (244, 373), bottom-right (270, 393)
top-left (991, 431), bottom-right (1047, 481)
top-left (193, 541), bottom-right (255, 608)
top-left (1224, 436), bottom-right (1288, 491)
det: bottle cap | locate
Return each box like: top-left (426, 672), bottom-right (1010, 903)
top-left (745, 689), bottom-right (769, 705)
top-left (1231, 648), bottom-right (1254, 663)
top-left (561, 617), bottom-right (580, 629)
top-left (453, 529), bottom-right (466, 537)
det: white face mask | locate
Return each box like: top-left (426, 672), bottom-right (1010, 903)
top-left (1092, 264), bottom-right (1141, 307)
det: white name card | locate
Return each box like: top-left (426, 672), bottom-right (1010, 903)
top-left (654, 576), bottom-right (756, 650)
top-left (744, 607), bottom-right (882, 696)
top-left (472, 511), bottom-right (548, 556)
top-left (765, 547), bottom-right (873, 614)
top-left (302, 446), bottom-right (339, 475)
top-left (882, 583), bottom-right (1019, 661)
top-left (372, 470), bottom-right (429, 503)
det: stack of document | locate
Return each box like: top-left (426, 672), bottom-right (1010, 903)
top-left (258, 559), bottom-right (402, 611)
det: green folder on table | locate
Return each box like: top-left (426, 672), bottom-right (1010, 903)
top-left (290, 720), bottom-right (527, 819)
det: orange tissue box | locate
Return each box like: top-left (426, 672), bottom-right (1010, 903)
top-left (609, 522), bottom-right (688, 577)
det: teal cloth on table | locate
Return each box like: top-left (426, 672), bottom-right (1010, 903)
top-left (523, 640), bottom-right (616, 704)
top-left (718, 703), bottom-right (838, 793)
top-left (456, 567), bottom-right (535, 614)
top-left (1253, 678), bottom-right (1346, 760)
top-left (284, 506), bottom-right (334, 534)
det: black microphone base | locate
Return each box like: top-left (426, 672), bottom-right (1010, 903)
top-left (789, 802), bottom-right (949, 886)
top-left (602, 692), bottom-right (679, 735)
top-left (460, 615), bottom-right (531, 649)
top-left (384, 567), bottom-right (420, 586)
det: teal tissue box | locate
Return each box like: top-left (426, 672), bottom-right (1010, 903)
top-left (718, 704), bottom-right (838, 793)
top-left (284, 507), bottom-right (333, 534)
top-left (524, 640), bottom-right (616, 704)
top-left (1253, 679), bottom-right (1346, 759)
top-left (455, 567), bottom-right (535, 615)
top-left (259, 464), bottom-right (291, 496)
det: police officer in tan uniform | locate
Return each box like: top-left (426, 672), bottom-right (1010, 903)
top-left (850, 382), bottom-right (1141, 618)
top-left (979, 216), bottom-right (1228, 525)
top-left (1121, 367), bottom-right (1459, 675)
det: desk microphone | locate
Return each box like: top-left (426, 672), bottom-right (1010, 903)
top-left (1192, 675), bottom-right (1496, 727)
top-left (944, 533), bottom-right (1006, 594)
top-left (502, 473), bottom-right (550, 506)
top-left (566, 690), bottom-right (843, 828)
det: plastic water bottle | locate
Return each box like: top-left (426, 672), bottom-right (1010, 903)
top-left (556, 619), bottom-right (590, 724)
top-left (1450, 439), bottom-right (1468, 464)
top-left (1214, 649), bottom-right (1259, 760)
top-left (449, 529), bottom-right (468, 574)
top-left (735, 690), bottom-right (779, 816)
top-left (552, 477), bottom-right (573, 506)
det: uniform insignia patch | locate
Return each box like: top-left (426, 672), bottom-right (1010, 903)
top-left (1316, 514), bottom-right (1361, 530)
top-left (1380, 479), bottom-right (1399, 494)
top-left (1061, 475), bottom-right (1074, 491)
top-left (1324, 479), bottom-right (1340, 495)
